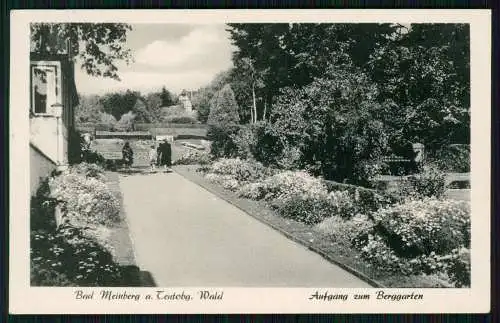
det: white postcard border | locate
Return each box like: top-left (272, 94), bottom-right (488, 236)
top-left (9, 9), bottom-right (491, 314)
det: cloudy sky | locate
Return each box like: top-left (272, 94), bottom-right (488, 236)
top-left (75, 24), bottom-right (236, 96)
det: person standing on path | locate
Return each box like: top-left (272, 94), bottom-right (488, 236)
top-left (149, 144), bottom-right (158, 172)
top-left (157, 139), bottom-right (172, 170)
top-left (122, 141), bottom-right (134, 168)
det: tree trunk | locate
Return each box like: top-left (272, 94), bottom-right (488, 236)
top-left (252, 83), bottom-right (257, 123)
top-left (263, 100), bottom-right (267, 122)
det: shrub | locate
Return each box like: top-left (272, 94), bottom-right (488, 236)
top-left (31, 260), bottom-right (76, 286)
top-left (353, 198), bottom-right (471, 286)
top-left (205, 173), bottom-right (241, 191)
top-left (442, 247), bottom-right (471, 287)
top-left (31, 226), bottom-right (123, 286)
top-left (209, 158), bottom-right (269, 183)
top-left (316, 214), bottom-right (375, 245)
top-left (165, 116), bottom-right (198, 124)
top-left (231, 125), bottom-right (256, 160)
top-left (99, 113), bottom-right (117, 131)
top-left (270, 192), bottom-right (333, 225)
top-left (31, 195), bottom-right (57, 232)
top-left (206, 126), bottom-right (239, 158)
top-left (238, 182), bottom-right (269, 200)
top-left (323, 180), bottom-right (399, 215)
top-left (70, 162), bottom-right (105, 179)
top-left (433, 144), bottom-right (470, 173)
top-left (372, 198), bottom-right (470, 257)
top-left (267, 175), bottom-right (356, 224)
top-left (397, 165), bottom-right (447, 198)
top-left (269, 66), bottom-right (389, 185)
top-left (255, 170), bottom-right (328, 201)
top-left (207, 85), bottom-right (240, 158)
top-left (49, 171), bottom-right (120, 227)
top-left (174, 150), bottom-right (212, 165)
top-left (115, 111), bottom-right (136, 132)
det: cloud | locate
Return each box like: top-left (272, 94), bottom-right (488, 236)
top-left (135, 25), bottom-right (233, 69)
top-left (74, 24), bottom-right (235, 95)
top-left (76, 69), bottom-right (223, 95)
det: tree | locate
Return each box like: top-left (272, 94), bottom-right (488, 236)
top-left (99, 112), bottom-right (117, 131)
top-left (367, 23), bottom-right (470, 151)
top-left (131, 97), bottom-right (152, 123)
top-left (191, 70), bottom-right (232, 123)
top-left (160, 86), bottom-right (174, 107)
top-left (30, 23), bottom-right (133, 80)
top-left (227, 23), bottom-right (293, 120)
top-left (75, 94), bottom-right (103, 124)
top-left (144, 91), bottom-right (163, 122)
top-left (100, 90), bottom-right (140, 120)
top-left (269, 60), bottom-right (389, 185)
top-left (116, 111), bottom-right (136, 131)
top-left (190, 88), bottom-right (212, 123)
top-left (207, 84), bottom-right (240, 157)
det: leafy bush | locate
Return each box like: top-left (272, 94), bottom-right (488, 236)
top-left (115, 111), bottom-right (136, 131)
top-left (30, 198), bottom-right (57, 232)
top-left (270, 192), bottom-right (333, 225)
top-left (209, 158), bottom-right (270, 182)
top-left (31, 225), bottom-right (123, 286)
top-left (203, 158), bottom-right (275, 192)
top-left (270, 189), bottom-right (357, 224)
top-left (99, 113), bottom-right (118, 131)
top-left (205, 173), bottom-right (241, 191)
top-left (49, 171), bottom-right (120, 227)
top-left (267, 65), bottom-right (390, 185)
top-left (243, 170), bottom-right (328, 201)
top-left (433, 144), bottom-right (470, 173)
top-left (69, 162), bottom-right (105, 179)
top-left (323, 180), bottom-right (398, 215)
top-left (316, 214), bottom-right (375, 244)
top-left (372, 198), bottom-right (470, 257)
top-left (353, 198), bottom-right (471, 286)
top-left (31, 260), bottom-right (76, 286)
top-left (442, 247), bottom-right (470, 287)
top-left (207, 84), bottom-right (240, 158)
top-left (238, 182), bottom-right (269, 200)
top-left (174, 150), bottom-right (212, 165)
top-left (231, 125), bottom-right (256, 160)
top-left (397, 165), bottom-right (446, 198)
top-left (164, 116), bottom-right (198, 124)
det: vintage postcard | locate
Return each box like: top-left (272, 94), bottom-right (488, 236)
top-left (9, 9), bottom-right (491, 314)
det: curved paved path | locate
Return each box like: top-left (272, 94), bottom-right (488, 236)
top-left (119, 172), bottom-right (372, 287)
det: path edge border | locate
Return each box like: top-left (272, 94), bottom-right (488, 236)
top-left (173, 166), bottom-right (386, 289)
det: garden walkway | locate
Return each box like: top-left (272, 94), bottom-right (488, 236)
top-left (118, 171), bottom-right (372, 287)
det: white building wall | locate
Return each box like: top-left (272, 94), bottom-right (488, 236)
top-left (30, 144), bottom-right (56, 196)
top-left (30, 116), bottom-right (68, 165)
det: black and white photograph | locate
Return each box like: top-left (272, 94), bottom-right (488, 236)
top-left (10, 10), bottom-right (491, 314)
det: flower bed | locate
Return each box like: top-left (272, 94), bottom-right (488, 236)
top-left (31, 163), bottom-right (129, 286)
top-left (202, 158), bottom-right (274, 191)
top-left (173, 150), bottom-right (212, 166)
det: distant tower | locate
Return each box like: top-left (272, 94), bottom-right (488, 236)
top-left (179, 89), bottom-right (193, 114)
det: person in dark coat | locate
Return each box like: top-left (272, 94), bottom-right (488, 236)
top-left (122, 141), bottom-right (134, 168)
top-left (157, 139), bottom-right (172, 169)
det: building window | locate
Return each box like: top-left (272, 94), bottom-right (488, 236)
top-left (31, 64), bottom-right (58, 115)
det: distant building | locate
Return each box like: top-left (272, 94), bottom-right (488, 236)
top-left (30, 52), bottom-right (79, 195)
top-left (178, 89), bottom-right (193, 114)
